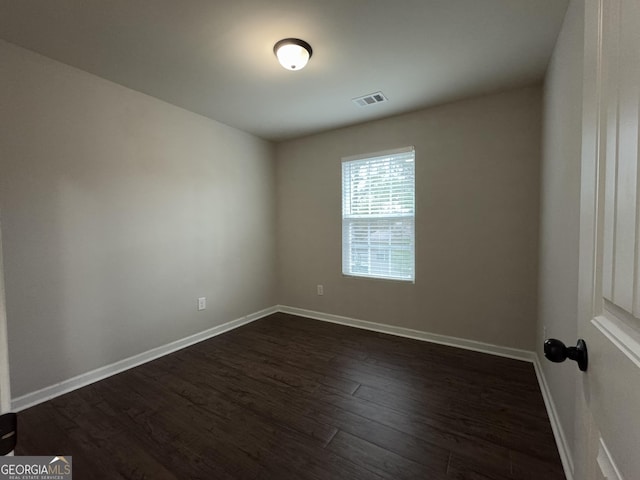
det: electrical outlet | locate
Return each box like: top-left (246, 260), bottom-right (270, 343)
top-left (543, 325), bottom-right (547, 339)
top-left (198, 297), bottom-right (206, 311)
top-left (317, 285), bottom-right (324, 296)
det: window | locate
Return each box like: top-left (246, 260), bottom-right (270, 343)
top-left (342, 146), bottom-right (415, 282)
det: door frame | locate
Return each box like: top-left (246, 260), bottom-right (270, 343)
top-left (0, 216), bottom-right (12, 414)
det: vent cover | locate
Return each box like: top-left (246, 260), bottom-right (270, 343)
top-left (352, 91), bottom-right (388, 107)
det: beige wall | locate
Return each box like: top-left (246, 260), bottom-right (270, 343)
top-left (276, 86), bottom-right (541, 350)
top-left (0, 40), bottom-right (277, 398)
top-left (538, 0), bottom-right (583, 465)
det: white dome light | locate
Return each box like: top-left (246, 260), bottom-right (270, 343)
top-left (274, 38), bottom-right (312, 71)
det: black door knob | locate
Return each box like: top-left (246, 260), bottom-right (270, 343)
top-left (544, 338), bottom-right (588, 372)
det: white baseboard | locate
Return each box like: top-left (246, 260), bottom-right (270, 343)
top-left (532, 355), bottom-right (575, 480)
top-left (277, 305), bottom-right (535, 362)
top-left (597, 437), bottom-right (623, 480)
top-left (12, 306), bottom-right (278, 412)
top-left (278, 304), bottom-right (574, 480)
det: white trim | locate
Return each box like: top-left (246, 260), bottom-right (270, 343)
top-left (342, 145), bottom-right (415, 163)
top-left (277, 305), bottom-right (533, 362)
top-left (597, 437), bottom-right (624, 480)
top-left (277, 305), bottom-right (575, 480)
top-left (11, 306), bottom-right (278, 412)
top-left (0, 218), bottom-right (12, 414)
top-left (592, 315), bottom-right (640, 370)
top-left (532, 355), bottom-right (575, 479)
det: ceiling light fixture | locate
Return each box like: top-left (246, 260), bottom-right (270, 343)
top-left (273, 38), bottom-right (312, 71)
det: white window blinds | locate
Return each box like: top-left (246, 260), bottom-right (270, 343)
top-left (342, 146), bottom-right (415, 282)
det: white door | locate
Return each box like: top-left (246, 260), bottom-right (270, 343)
top-left (0, 218), bottom-right (12, 414)
top-left (577, 0), bottom-right (640, 479)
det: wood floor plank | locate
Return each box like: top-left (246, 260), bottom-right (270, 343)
top-left (96, 374), bottom-right (301, 480)
top-left (309, 383), bottom-right (516, 470)
top-left (353, 383), bottom-right (559, 462)
top-left (199, 335), bottom-right (361, 395)
top-left (154, 347), bottom-right (339, 445)
top-left (15, 312), bottom-right (564, 479)
top-left (326, 429), bottom-right (446, 479)
top-left (509, 449), bottom-right (566, 480)
top-left (447, 452), bottom-right (513, 480)
top-left (305, 400), bottom-right (504, 474)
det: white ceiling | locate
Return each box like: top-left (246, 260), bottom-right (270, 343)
top-left (0, 0), bottom-right (568, 141)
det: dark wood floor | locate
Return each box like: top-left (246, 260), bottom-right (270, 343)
top-left (16, 313), bottom-right (565, 479)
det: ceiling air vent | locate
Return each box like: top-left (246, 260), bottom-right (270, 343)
top-left (352, 91), bottom-right (388, 107)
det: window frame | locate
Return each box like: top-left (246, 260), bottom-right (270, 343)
top-left (341, 146), bottom-right (416, 283)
